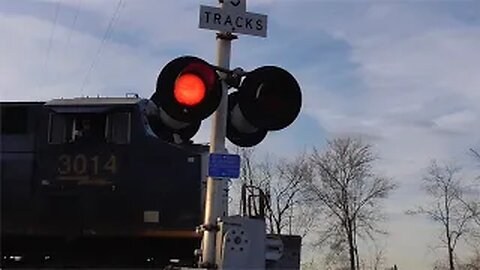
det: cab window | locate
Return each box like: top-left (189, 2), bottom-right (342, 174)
top-left (73, 115), bottom-right (106, 142)
top-left (48, 112), bottom-right (130, 144)
top-left (106, 112), bottom-right (131, 144)
top-left (48, 113), bottom-right (69, 144)
top-left (49, 114), bottom-right (106, 144)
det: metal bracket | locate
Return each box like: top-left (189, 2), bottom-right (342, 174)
top-left (216, 32), bottom-right (238, 41)
top-left (213, 66), bottom-right (245, 76)
top-left (200, 223), bottom-right (220, 232)
top-left (211, 66), bottom-right (246, 88)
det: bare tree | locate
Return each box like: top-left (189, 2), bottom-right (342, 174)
top-left (457, 248), bottom-right (480, 270)
top-left (408, 161), bottom-right (478, 270)
top-left (231, 148), bottom-right (271, 217)
top-left (467, 147), bottom-right (480, 228)
top-left (303, 137), bottom-right (396, 270)
top-left (323, 235), bottom-right (350, 270)
top-left (234, 148), bottom-right (314, 235)
top-left (471, 148), bottom-right (480, 164)
top-left (301, 258), bottom-right (321, 270)
top-left (460, 249), bottom-right (480, 270)
top-left (265, 154), bottom-right (314, 235)
top-left (390, 264), bottom-right (399, 270)
top-left (369, 246), bottom-right (386, 270)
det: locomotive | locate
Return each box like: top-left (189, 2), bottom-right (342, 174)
top-left (1, 96), bottom-right (210, 267)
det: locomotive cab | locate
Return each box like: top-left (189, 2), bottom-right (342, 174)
top-left (46, 99), bottom-right (132, 145)
top-left (42, 97), bottom-right (141, 190)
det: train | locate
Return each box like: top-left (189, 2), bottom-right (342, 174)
top-left (1, 95), bottom-right (212, 268)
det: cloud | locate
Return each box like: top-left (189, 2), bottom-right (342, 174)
top-left (0, 1), bottom-right (217, 101)
top-left (433, 110), bottom-right (478, 134)
top-left (1, 1), bottom-right (480, 268)
top-left (262, 2), bottom-right (480, 267)
top-left (0, 12), bottom-right (152, 100)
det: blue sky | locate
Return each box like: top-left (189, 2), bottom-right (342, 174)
top-left (1, 0), bottom-right (480, 269)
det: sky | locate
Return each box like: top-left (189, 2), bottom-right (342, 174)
top-left (1, 0), bottom-right (480, 269)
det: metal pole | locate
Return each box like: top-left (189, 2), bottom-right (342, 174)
top-left (201, 30), bottom-right (236, 268)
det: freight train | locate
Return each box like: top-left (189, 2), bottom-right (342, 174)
top-left (1, 95), bottom-right (211, 268)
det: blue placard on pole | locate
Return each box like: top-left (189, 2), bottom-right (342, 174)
top-left (208, 153), bottom-right (241, 179)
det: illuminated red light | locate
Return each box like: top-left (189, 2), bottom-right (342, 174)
top-left (174, 73), bottom-right (206, 106)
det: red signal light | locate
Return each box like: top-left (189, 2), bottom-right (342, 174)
top-left (149, 56), bottom-right (222, 143)
top-left (174, 73), bottom-right (206, 106)
top-left (153, 56), bottom-right (222, 123)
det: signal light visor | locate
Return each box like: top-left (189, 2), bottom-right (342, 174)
top-left (238, 66), bottom-right (302, 131)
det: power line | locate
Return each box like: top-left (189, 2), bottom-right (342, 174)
top-left (80, 0), bottom-right (124, 93)
top-left (43, 0), bottom-right (61, 83)
top-left (65, 0), bottom-right (82, 48)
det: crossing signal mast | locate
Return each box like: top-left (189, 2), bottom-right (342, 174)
top-left (148, 0), bottom-right (303, 269)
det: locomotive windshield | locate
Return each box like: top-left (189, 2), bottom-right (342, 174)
top-left (48, 112), bottom-right (130, 144)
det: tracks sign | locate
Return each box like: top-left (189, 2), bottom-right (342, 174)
top-left (199, 0), bottom-right (268, 37)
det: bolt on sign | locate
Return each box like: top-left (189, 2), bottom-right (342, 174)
top-left (199, 0), bottom-right (268, 37)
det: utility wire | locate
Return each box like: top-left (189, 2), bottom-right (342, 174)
top-left (65, 0), bottom-right (82, 48)
top-left (43, 0), bottom-right (61, 83)
top-left (80, 0), bottom-right (124, 93)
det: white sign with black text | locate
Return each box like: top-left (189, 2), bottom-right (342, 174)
top-left (199, 0), bottom-right (267, 37)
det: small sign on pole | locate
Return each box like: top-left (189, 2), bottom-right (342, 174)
top-left (199, 0), bottom-right (268, 37)
top-left (208, 153), bottom-right (241, 179)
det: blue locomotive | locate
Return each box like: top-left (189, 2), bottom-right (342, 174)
top-left (1, 96), bottom-right (208, 267)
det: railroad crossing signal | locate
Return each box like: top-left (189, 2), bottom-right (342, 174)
top-left (147, 1), bottom-right (299, 146)
top-left (149, 56), bottom-right (222, 143)
top-left (148, 55), bottom-right (302, 147)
